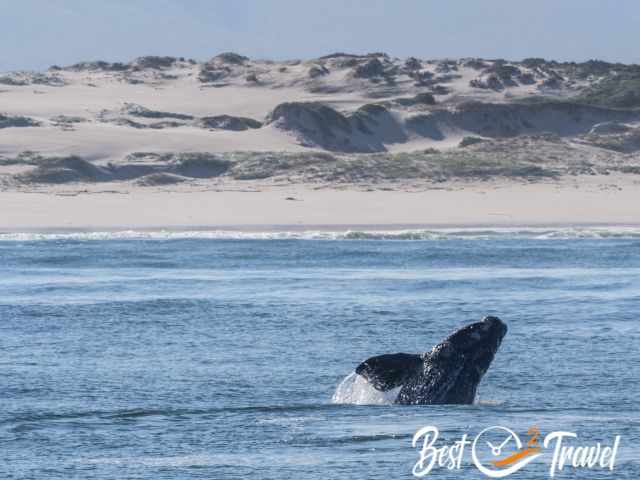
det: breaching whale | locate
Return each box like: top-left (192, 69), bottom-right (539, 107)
top-left (354, 316), bottom-right (507, 405)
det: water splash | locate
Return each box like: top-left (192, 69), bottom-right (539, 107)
top-left (331, 372), bottom-right (401, 405)
top-left (331, 373), bottom-right (507, 406)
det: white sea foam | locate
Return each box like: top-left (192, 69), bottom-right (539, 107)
top-left (2, 226), bottom-right (640, 242)
top-left (331, 372), bottom-right (401, 405)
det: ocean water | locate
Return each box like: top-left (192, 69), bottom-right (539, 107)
top-left (1, 231), bottom-right (639, 479)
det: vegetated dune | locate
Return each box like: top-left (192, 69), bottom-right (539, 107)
top-left (263, 100), bottom-right (640, 153)
top-left (2, 52), bottom-right (640, 188)
top-left (15, 156), bottom-right (110, 183)
top-left (198, 115), bottom-right (262, 131)
top-left (407, 101), bottom-right (640, 139)
top-left (121, 103), bottom-right (194, 120)
top-left (578, 124), bottom-right (640, 153)
top-left (264, 102), bottom-right (405, 152)
top-left (7, 132), bottom-right (640, 188)
top-left (0, 113), bottom-right (41, 129)
top-left (96, 103), bottom-right (262, 131)
top-left (12, 153), bottom-right (233, 185)
top-left (134, 172), bottom-right (188, 187)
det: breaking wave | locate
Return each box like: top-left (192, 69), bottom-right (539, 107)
top-left (2, 226), bottom-right (640, 242)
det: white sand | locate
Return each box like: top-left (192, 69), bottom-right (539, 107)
top-left (2, 176), bottom-right (638, 231)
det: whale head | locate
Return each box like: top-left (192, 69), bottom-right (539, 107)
top-left (432, 315), bottom-right (507, 378)
top-left (401, 315), bottom-right (507, 404)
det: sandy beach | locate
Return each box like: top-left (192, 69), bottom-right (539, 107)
top-left (2, 175), bottom-right (638, 231)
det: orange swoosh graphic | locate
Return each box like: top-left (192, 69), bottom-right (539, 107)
top-left (491, 447), bottom-right (541, 468)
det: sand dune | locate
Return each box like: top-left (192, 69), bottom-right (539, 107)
top-left (1, 53), bottom-right (639, 229)
top-left (2, 53), bottom-right (638, 160)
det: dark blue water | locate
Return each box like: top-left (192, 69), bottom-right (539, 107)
top-left (1, 235), bottom-right (639, 479)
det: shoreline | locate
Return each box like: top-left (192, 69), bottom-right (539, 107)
top-left (3, 222), bottom-right (640, 235)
